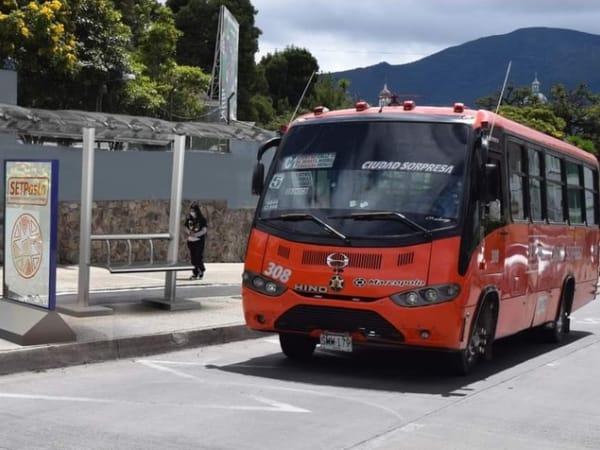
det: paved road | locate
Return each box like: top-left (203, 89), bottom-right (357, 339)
top-left (1, 300), bottom-right (599, 449)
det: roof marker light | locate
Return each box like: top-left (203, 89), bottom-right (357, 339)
top-left (355, 101), bottom-right (369, 112)
top-left (403, 100), bottom-right (415, 111)
top-left (313, 106), bottom-right (329, 115)
top-left (453, 102), bottom-right (465, 113)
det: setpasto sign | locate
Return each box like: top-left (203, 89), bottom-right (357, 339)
top-left (3, 160), bottom-right (59, 310)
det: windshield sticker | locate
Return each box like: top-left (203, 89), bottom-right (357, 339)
top-left (269, 173), bottom-right (285, 189)
top-left (283, 153), bottom-right (336, 170)
top-left (263, 199), bottom-right (279, 210)
top-left (291, 171), bottom-right (313, 187)
top-left (285, 187), bottom-right (309, 195)
top-left (362, 161), bottom-right (455, 174)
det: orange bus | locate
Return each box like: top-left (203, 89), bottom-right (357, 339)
top-left (242, 100), bottom-right (600, 374)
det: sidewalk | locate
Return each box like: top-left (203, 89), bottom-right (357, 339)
top-left (0, 263), bottom-right (263, 376)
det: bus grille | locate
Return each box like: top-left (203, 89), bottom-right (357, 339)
top-left (301, 251), bottom-right (382, 269)
top-left (275, 305), bottom-right (404, 341)
top-left (397, 252), bottom-right (414, 266)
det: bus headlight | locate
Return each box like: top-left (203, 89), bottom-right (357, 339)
top-left (390, 284), bottom-right (461, 307)
top-left (243, 270), bottom-right (287, 297)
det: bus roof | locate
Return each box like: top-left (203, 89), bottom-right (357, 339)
top-left (293, 102), bottom-right (598, 167)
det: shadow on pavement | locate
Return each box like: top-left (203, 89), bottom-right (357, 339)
top-left (211, 330), bottom-right (592, 396)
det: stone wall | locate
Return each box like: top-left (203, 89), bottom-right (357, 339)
top-left (0, 200), bottom-right (255, 265)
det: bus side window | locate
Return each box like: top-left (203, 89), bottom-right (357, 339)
top-left (508, 142), bottom-right (526, 220)
top-left (484, 156), bottom-right (505, 230)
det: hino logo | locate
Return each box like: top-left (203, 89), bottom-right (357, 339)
top-left (326, 253), bottom-right (349, 269)
top-left (294, 284), bottom-right (328, 293)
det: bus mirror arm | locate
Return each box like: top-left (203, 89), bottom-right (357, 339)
top-left (252, 137), bottom-right (281, 196)
top-left (251, 162), bottom-right (265, 195)
top-left (478, 136), bottom-right (489, 166)
top-left (257, 137), bottom-right (281, 162)
top-left (481, 163), bottom-right (499, 203)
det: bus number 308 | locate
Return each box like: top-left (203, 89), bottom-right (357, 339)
top-left (263, 262), bottom-right (292, 283)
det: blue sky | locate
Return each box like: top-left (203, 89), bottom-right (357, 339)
top-left (251, 0), bottom-right (600, 72)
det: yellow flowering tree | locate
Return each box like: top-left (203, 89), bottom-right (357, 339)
top-left (0, 0), bottom-right (76, 73)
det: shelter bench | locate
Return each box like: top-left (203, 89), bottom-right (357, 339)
top-left (91, 233), bottom-right (193, 274)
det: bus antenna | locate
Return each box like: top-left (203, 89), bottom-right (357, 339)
top-left (489, 61), bottom-right (512, 138)
top-left (289, 70), bottom-right (317, 125)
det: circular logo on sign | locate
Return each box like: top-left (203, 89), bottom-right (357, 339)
top-left (11, 213), bottom-right (43, 279)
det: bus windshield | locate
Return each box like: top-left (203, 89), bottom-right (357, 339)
top-left (259, 120), bottom-right (470, 236)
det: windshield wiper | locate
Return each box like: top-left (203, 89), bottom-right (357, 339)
top-left (333, 211), bottom-right (432, 241)
top-left (262, 213), bottom-right (349, 243)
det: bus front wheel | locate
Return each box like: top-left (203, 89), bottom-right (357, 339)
top-left (453, 299), bottom-right (496, 375)
top-left (279, 333), bottom-right (317, 360)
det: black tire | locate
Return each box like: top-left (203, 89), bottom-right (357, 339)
top-left (452, 300), bottom-right (496, 375)
top-left (279, 333), bottom-right (317, 361)
top-left (542, 292), bottom-right (569, 344)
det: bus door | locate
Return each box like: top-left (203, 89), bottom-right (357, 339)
top-left (481, 154), bottom-right (507, 278)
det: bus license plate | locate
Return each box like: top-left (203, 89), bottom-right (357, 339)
top-left (320, 332), bottom-right (352, 352)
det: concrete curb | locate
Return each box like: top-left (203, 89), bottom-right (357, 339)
top-left (0, 325), bottom-right (267, 376)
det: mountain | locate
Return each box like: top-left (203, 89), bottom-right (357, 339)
top-left (331, 27), bottom-right (600, 107)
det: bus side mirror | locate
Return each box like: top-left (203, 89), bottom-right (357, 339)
top-left (252, 163), bottom-right (265, 195)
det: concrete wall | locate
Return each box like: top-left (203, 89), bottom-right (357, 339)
top-left (1, 136), bottom-right (272, 264)
top-left (0, 70), bottom-right (17, 105)
top-left (0, 137), bottom-right (262, 208)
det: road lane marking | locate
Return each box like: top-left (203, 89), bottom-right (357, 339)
top-left (0, 392), bottom-right (309, 413)
top-left (0, 393), bottom-right (117, 404)
top-left (137, 359), bottom-right (206, 381)
top-left (137, 359), bottom-right (404, 420)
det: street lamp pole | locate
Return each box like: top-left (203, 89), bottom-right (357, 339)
top-left (96, 73), bottom-right (136, 112)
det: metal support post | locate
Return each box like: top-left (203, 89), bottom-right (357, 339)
top-left (58, 127), bottom-right (112, 316)
top-left (164, 134), bottom-right (186, 302)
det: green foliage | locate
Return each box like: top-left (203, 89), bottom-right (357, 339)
top-left (162, 65), bottom-right (210, 120)
top-left (305, 74), bottom-right (353, 111)
top-left (475, 84), bottom-right (535, 110)
top-left (498, 105), bottom-right (566, 139)
top-left (566, 135), bottom-right (596, 155)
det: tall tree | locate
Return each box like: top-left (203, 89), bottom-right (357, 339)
top-left (260, 46), bottom-right (319, 115)
top-left (124, 3), bottom-right (210, 119)
top-left (112, 0), bottom-right (163, 47)
top-left (166, 0), bottom-right (260, 121)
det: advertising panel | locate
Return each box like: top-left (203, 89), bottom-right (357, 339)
top-left (219, 6), bottom-right (239, 122)
top-left (3, 160), bottom-right (59, 310)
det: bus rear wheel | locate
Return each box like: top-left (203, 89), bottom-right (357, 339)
top-left (279, 333), bottom-right (317, 360)
top-left (452, 300), bottom-right (496, 375)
